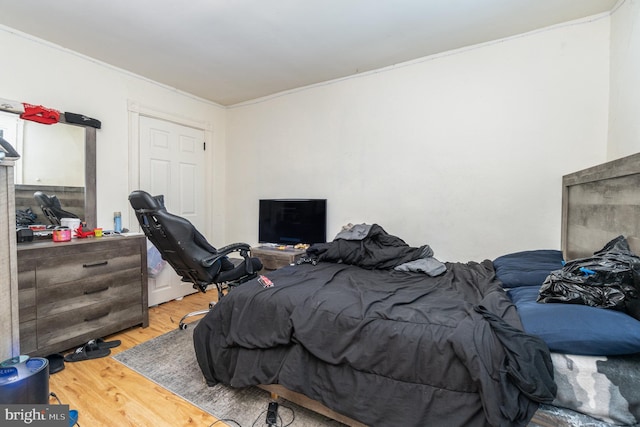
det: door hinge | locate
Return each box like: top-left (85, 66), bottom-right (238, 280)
top-left (203, 141), bottom-right (206, 151)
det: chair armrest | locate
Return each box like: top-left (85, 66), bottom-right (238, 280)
top-left (201, 242), bottom-right (251, 267)
top-left (217, 242), bottom-right (251, 255)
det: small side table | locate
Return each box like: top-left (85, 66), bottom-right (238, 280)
top-left (250, 246), bottom-right (307, 271)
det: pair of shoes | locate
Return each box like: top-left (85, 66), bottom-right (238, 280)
top-left (63, 338), bottom-right (120, 362)
top-left (46, 353), bottom-right (65, 374)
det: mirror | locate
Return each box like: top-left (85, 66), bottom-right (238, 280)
top-left (19, 122), bottom-right (85, 187)
top-left (0, 108), bottom-right (97, 229)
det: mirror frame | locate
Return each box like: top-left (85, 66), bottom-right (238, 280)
top-left (83, 125), bottom-right (97, 229)
top-left (0, 103), bottom-right (97, 229)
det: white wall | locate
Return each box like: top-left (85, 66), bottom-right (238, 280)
top-left (226, 16), bottom-right (610, 262)
top-left (0, 26), bottom-right (228, 241)
top-left (609, 0), bottom-right (640, 159)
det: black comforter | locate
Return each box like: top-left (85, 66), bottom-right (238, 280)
top-left (194, 255), bottom-right (555, 426)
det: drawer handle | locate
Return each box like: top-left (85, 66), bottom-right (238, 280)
top-left (84, 311), bottom-right (110, 322)
top-left (84, 286), bottom-right (109, 295)
top-left (83, 261), bottom-right (108, 268)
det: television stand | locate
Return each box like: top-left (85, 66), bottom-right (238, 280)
top-left (251, 246), bottom-right (307, 271)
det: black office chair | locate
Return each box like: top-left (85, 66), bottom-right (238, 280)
top-left (128, 190), bottom-right (262, 329)
top-left (33, 191), bottom-right (79, 226)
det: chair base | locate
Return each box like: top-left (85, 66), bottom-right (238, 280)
top-left (179, 273), bottom-right (258, 330)
top-left (178, 302), bottom-right (216, 330)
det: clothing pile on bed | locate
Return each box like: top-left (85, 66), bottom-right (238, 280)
top-left (305, 223), bottom-right (447, 276)
top-left (194, 224), bottom-right (555, 427)
top-left (494, 236), bottom-right (640, 426)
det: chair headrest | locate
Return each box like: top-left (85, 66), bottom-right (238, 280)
top-left (33, 191), bottom-right (60, 208)
top-left (129, 190), bottom-right (166, 212)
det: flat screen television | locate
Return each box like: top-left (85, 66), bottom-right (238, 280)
top-left (259, 199), bottom-right (327, 245)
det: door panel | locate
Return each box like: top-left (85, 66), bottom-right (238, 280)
top-left (179, 163), bottom-right (197, 215)
top-left (150, 160), bottom-right (171, 194)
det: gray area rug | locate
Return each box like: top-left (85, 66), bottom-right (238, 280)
top-left (112, 323), bottom-right (344, 427)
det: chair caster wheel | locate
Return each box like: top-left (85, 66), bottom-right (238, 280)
top-left (179, 323), bottom-right (188, 330)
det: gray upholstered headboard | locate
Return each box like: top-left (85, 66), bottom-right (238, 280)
top-left (562, 152), bottom-right (640, 260)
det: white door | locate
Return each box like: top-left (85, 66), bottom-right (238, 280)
top-left (139, 115), bottom-right (206, 306)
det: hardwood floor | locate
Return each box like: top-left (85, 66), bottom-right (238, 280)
top-left (47, 290), bottom-right (223, 427)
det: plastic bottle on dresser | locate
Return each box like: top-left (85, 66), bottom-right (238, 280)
top-left (114, 211), bottom-right (122, 233)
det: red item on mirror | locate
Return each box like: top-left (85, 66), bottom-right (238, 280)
top-left (20, 103), bottom-right (60, 125)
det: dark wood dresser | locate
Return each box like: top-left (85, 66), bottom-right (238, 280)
top-left (17, 234), bottom-right (148, 357)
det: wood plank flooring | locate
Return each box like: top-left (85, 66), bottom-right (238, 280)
top-left (47, 291), bottom-right (223, 427)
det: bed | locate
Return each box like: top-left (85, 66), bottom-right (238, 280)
top-left (193, 152), bottom-right (640, 427)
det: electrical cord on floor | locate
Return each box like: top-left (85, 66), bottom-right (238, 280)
top-left (250, 402), bottom-right (295, 427)
top-left (209, 419), bottom-right (242, 427)
top-left (50, 392), bottom-right (62, 405)
top-left (278, 403), bottom-right (295, 427)
top-left (208, 402), bottom-right (295, 427)
top-left (50, 392), bottom-right (80, 427)
top-left (249, 408), bottom-right (268, 427)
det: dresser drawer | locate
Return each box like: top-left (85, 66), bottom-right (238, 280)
top-left (17, 261), bottom-right (36, 323)
top-left (19, 320), bottom-right (37, 354)
top-left (35, 242), bottom-right (141, 288)
top-left (37, 293), bottom-right (143, 350)
top-left (37, 268), bottom-right (142, 318)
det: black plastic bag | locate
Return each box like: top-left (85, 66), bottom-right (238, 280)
top-left (537, 236), bottom-right (640, 319)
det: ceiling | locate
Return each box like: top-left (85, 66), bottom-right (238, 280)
top-left (0, 0), bottom-right (620, 106)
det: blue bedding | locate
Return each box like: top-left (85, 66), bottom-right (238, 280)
top-left (495, 250), bottom-right (640, 425)
top-left (493, 249), bottom-right (564, 288)
top-left (494, 249), bottom-right (640, 356)
top-left (508, 285), bottom-right (640, 355)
